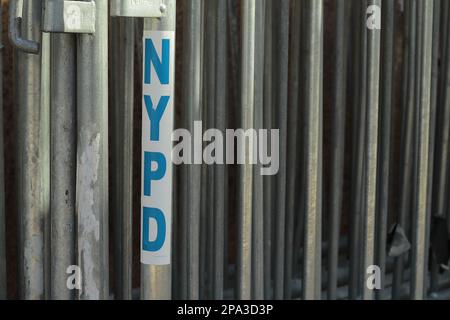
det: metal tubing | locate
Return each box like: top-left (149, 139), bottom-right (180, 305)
top-left (430, 0), bottom-right (450, 235)
top-left (213, 0), bottom-right (228, 300)
top-left (203, 0), bottom-right (216, 299)
top-left (16, 0), bottom-right (47, 300)
top-left (179, 0), bottom-right (202, 300)
top-left (237, 0), bottom-right (257, 300)
top-left (140, 0), bottom-right (176, 300)
top-left (302, 0), bottom-right (323, 300)
top-left (428, 0), bottom-right (442, 295)
top-left (362, 0), bottom-right (381, 301)
top-left (393, 0), bottom-right (417, 298)
top-left (284, 0), bottom-right (301, 300)
top-left (411, 0), bottom-right (433, 300)
top-left (327, 0), bottom-right (349, 300)
top-left (251, 0), bottom-right (265, 301)
top-left (272, 0), bottom-right (289, 301)
top-left (375, 0), bottom-right (395, 300)
top-left (8, 0), bottom-right (40, 54)
top-left (76, 0), bottom-right (109, 300)
top-left (50, 32), bottom-right (76, 300)
top-left (263, 0), bottom-right (273, 300)
top-left (349, 0), bottom-right (367, 299)
top-left (0, 3), bottom-right (6, 300)
top-left (111, 17), bottom-right (134, 301)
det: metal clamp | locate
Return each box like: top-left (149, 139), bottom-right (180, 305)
top-left (42, 0), bottom-right (96, 34)
top-left (8, 0), bottom-right (40, 54)
top-left (110, 0), bottom-right (166, 18)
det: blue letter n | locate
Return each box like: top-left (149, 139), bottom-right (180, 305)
top-left (144, 39), bottom-right (170, 85)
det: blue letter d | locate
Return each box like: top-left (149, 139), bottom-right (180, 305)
top-left (142, 207), bottom-right (166, 252)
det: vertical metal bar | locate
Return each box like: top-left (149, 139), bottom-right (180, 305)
top-left (178, 0), bottom-right (202, 300)
top-left (302, 0), bottom-right (323, 300)
top-left (203, 0), bottom-right (216, 299)
top-left (393, 0), bottom-right (417, 299)
top-left (263, 0), bottom-right (273, 300)
top-left (349, 0), bottom-right (367, 299)
top-left (362, 0), bottom-right (381, 301)
top-left (430, 3), bottom-right (449, 218)
top-left (213, 0), bottom-right (228, 300)
top-left (76, 0), bottom-right (109, 300)
top-left (0, 2), bottom-right (6, 300)
top-left (428, 0), bottom-right (442, 295)
top-left (272, 0), bottom-right (289, 301)
top-left (41, 31), bottom-right (51, 302)
top-left (50, 32), bottom-right (76, 300)
top-left (237, 0), bottom-right (256, 300)
top-left (411, 0), bottom-right (433, 300)
top-left (111, 17), bottom-right (134, 301)
top-left (251, 0), bottom-right (265, 300)
top-left (284, 0), bottom-right (300, 300)
top-left (327, 0), bottom-right (349, 300)
top-left (17, 0), bottom-right (46, 300)
top-left (293, 0), bottom-right (307, 293)
top-left (431, 0), bottom-right (450, 232)
top-left (141, 0), bottom-right (176, 300)
top-left (375, 0), bottom-right (395, 300)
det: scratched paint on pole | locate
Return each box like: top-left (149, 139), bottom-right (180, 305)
top-left (141, 31), bottom-right (175, 265)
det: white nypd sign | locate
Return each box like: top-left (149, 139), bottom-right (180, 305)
top-left (141, 30), bottom-right (175, 265)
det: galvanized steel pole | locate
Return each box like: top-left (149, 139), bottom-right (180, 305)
top-left (213, 0), bottom-right (228, 300)
top-left (302, 0), bottom-right (323, 301)
top-left (179, 0), bottom-right (202, 300)
top-left (393, 0), bottom-right (417, 298)
top-left (284, 0), bottom-right (301, 300)
top-left (272, 0), bottom-right (289, 301)
top-left (251, 0), bottom-right (265, 301)
top-left (349, 0), bottom-right (367, 299)
top-left (237, 0), bottom-right (257, 300)
top-left (111, 16), bottom-right (135, 301)
top-left (362, 0), bottom-right (381, 301)
top-left (263, 0), bottom-right (273, 300)
top-left (0, 3), bottom-right (6, 301)
top-left (76, 0), bottom-right (109, 300)
top-left (141, 0), bottom-right (176, 300)
top-left (411, 0), bottom-right (433, 300)
top-left (15, 0), bottom-right (48, 300)
top-left (375, 0), bottom-right (395, 300)
top-left (50, 31), bottom-right (77, 300)
top-left (327, 0), bottom-right (349, 300)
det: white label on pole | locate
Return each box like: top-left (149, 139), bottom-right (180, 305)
top-left (141, 31), bottom-right (175, 265)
